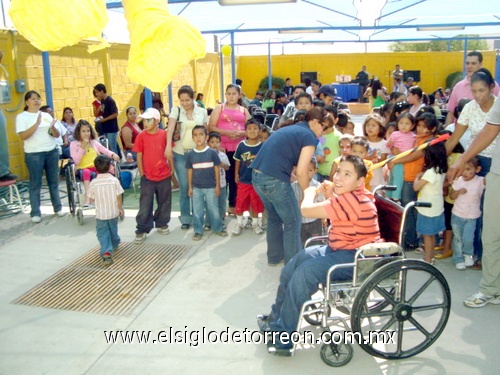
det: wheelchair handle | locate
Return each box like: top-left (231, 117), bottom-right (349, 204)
top-left (414, 201), bottom-right (432, 208)
top-left (378, 185), bottom-right (397, 191)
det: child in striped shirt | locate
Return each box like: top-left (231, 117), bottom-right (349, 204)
top-left (87, 155), bottom-right (124, 266)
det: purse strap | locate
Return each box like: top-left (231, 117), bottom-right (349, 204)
top-left (177, 106), bottom-right (181, 122)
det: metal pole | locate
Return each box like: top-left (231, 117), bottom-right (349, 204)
top-left (220, 51), bottom-right (225, 102)
top-left (463, 36), bottom-right (469, 78)
top-left (144, 87), bottom-right (152, 109)
top-left (41, 52), bottom-right (53, 109)
top-left (230, 32), bottom-right (236, 84)
top-left (267, 42), bottom-right (272, 90)
top-left (168, 82), bottom-right (173, 111)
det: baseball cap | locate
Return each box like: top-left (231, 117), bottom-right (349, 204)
top-left (137, 108), bottom-right (160, 121)
top-left (318, 84), bottom-right (337, 98)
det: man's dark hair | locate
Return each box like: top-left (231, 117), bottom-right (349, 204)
top-left (93, 83), bottom-right (106, 93)
top-left (467, 51), bottom-right (483, 63)
top-left (94, 154), bottom-right (111, 174)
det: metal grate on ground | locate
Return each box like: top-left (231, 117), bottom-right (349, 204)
top-left (12, 242), bottom-right (190, 315)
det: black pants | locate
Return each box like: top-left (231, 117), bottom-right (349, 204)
top-left (226, 151), bottom-right (238, 208)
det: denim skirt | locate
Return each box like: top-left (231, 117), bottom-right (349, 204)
top-left (416, 212), bottom-right (445, 236)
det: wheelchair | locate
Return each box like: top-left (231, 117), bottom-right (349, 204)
top-left (262, 186), bottom-right (451, 367)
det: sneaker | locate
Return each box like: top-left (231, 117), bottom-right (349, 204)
top-left (31, 216), bottom-right (41, 223)
top-left (464, 255), bottom-right (474, 267)
top-left (135, 232), bottom-right (147, 244)
top-left (455, 262), bottom-right (466, 270)
top-left (157, 226), bottom-right (170, 235)
top-left (232, 224), bottom-right (244, 235)
top-left (102, 252), bottom-right (114, 266)
top-left (245, 217), bottom-right (253, 229)
top-left (221, 223), bottom-right (227, 231)
top-left (204, 225), bottom-right (211, 231)
top-left (216, 230), bottom-right (228, 237)
top-left (415, 247), bottom-right (425, 254)
top-left (193, 233), bottom-right (203, 241)
top-left (268, 259), bottom-right (285, 267)
top-left (55, 210), bottom-right (65, 217)
top-left (253, 224), bottom-right (264, 234)
top-left (464, 292), bottom-right (500, 308)
top-left (471, 260), bottom-right (482, 270)
top-left (181, 224), bottom-right (190, 230)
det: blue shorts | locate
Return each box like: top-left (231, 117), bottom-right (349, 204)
top-left (416, 212), bottom-right (445, 236)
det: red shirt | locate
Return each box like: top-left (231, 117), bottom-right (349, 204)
top-left (133, 129), bottom-right (171, 181)
top-left (323, 185), bottom-right (380, 250)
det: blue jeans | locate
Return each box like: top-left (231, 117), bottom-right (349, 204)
top-left (252, 170), bottom-right (301, 264)
top-left (96, 218), bottom-right (120, 256)
top-left (401, 181), bottom-right (419, 249)
top-left (174, 152), bottom-right (192, 225)
top-left (270, 245), bottom-right (356, 335)
top-left (25, 148), bottom-right (62, 217)
top-left (135, 176), bottom-right (172, 234)
top-left (205, 185), bottom-right (227, 226)
top-left (451, 214), bottom-right (476, 264)
top-left (192, 187), bottom-right (222, 234)
top-left (103, 132), bottom-right (119, 156)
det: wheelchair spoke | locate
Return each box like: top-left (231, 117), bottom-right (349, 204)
top-left (373, 285), bottom-right (398, 306)
top-left (398, 269), bottom-right (407, 302)
top-left (412, 302), bottom-right (448, 312)
top-left (396, 320), bottom-right (404, 356)
top-left (407, 274), bottom-right (436, 304)
top-left (359, 308), bottom-right (393, 319)
top-left (379, 316), bottom-right (397, 333)
top-left (408, 316), bottom-right (431, 338)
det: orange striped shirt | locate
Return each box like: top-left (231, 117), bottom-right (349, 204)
top-left (323, 185), bottom-right (380, 250)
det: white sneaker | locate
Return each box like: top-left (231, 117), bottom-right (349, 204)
top-left (157, 226), bottom-right (170, 235)
top-left (134, 232), bottom-right (147, 244)
top-left (31, 216), bottom-right (41, 223)
top-left (55, 210), bottom-right (65, 217)
top-left (253, 224), bottom-right (264, 234)
top-left (455, 263), bottom-right (466, 270)
top-left (232, 224), bottom-right (244, 235)
top-left (464, 292), bottom-right (500, 308)
top-left (464, 255), bottom-right (474, 267)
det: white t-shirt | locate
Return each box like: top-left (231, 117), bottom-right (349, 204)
top-left (416, 168), bottom-right (445, 217)
top-left (458, 98), bottom-right (498, 158)
top-left (452, 175), bottom-right (485, 219)
top-left (368, 139), bottom-right (390, 189)
top-left (170, 105), bottom-right (208, 155)
top-left (16, 111), bottom-right (57, 153)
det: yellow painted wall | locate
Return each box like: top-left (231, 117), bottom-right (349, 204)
top-left (237, 51), bottom-right (498, 97)
top-left (0, 32), bottom-right (232, 178)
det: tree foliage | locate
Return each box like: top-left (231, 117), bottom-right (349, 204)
top-left (388, 35), bottom-right (488, 52)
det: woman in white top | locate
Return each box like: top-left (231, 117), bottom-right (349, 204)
top-left (15, 90), bottom-right (63, 223)
top-left (408, 86), bottom-right (425, 116)
top-left (165, 85), bottom-right (208, 230)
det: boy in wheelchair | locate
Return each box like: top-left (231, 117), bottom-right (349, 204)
top-left (259, 155), bottom-right (380, 355)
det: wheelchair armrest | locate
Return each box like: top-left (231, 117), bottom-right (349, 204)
top-left (358, 242), bottom-right (402, 257)
top-left (304, 235), bottom-right (328, 248)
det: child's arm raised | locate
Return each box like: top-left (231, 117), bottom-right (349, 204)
top-left (301, 186), bottom-right (329, 219)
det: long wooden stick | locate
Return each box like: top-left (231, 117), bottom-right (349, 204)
top-left (369, 133), bottom-right (450, 171)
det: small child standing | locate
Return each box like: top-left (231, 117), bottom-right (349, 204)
top-left (233, 119), bottom-right (265, 235)
top-left (186, 125), bottom-right (227, 240)
top-left (351, 136), bottom-right (373, 190)
top-left (386, 113), bottom-right (416, 201)
top-left (292, 158), bottom-right (325, 246)
top-left (450, 157), bottom-right (485, 270)
top-left (316, 105), bottom-right (341, 182)
top-left (329, 133), bottom-right (354, 180)
top-left (133, 108), bottom-right (172, 244)
top-left (207, 132), bottom-right (231, 228)
top-left (363, 114), bottom-right (389, 190)
top-left (87, 155), bottom-right (124, 266)
top-left (413, 142), bottom-right (448, 264)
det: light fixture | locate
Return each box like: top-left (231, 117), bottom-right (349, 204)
top-left (218, 0), bottom-right (296, 5)
top-left (417, 26), bottom-right (465, 32)
top-left (279, 29), bottom-right (323, 34)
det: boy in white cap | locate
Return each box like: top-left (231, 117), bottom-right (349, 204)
top-left (133, 108), bottom-right (172, 243)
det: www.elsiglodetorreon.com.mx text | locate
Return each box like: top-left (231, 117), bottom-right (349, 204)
top-left (104, 327), bottom-right (396, 347)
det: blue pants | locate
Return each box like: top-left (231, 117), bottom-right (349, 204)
top-left (474, 155), bottom-right (491, 261)
top-left (387, 163), bottom-right (403, 200)
top-left (451, 214), bottom-right (476, 264)
top-left (96, 218), bottom-right (120, 256)
top-left (25, 148), bottom-right (62, 217)
top-left (205, 185), bottom-right (227, 226)
top-left (174, 152), bottom-right (192, 225)
top-left (270, 246), bottom-right (356, 335)
top-left (252, 170), bottom-right (302, 264)
top-left (104, 132), bottom-right (120, 156)
top-left (135, 176), bottom-right (172, 234)
top-left (192, 187), bottom-right (222, 234)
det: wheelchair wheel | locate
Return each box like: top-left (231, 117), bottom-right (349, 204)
top-left (351, 259), bottom-right (450, 360)
top-left (320, 342), bottom-right (353, 367)
top-left (76, 208), bottom-right (84, 225)
top-left (65, 167), bottom-right (76, 215)
top-left (304, 302), bottom-right (332, 326)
